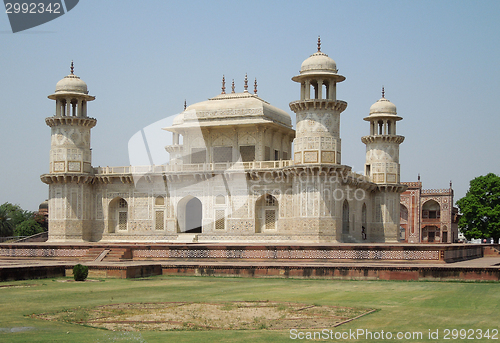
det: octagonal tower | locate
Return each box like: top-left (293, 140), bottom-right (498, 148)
top-left (289, 38), bottom-right (347, 165)
top-left (41, 62), bottom-right (96, 242)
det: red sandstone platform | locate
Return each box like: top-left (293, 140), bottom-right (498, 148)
top-left (0, 243), bottom-right (498, 282)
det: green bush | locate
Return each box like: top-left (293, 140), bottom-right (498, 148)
top-left (73, 264), bottom-right (89, 281)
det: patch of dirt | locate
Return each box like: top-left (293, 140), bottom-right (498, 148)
top-left (32, 301), bottom-right (376, 331)
top-left (56, 279), bottom-right (103, 283)
top-left (0, 284), bottom-right (39, 289)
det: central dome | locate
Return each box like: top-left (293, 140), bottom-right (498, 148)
top-left (300, 51), bottom-right (338, 75)
top-left (170, 92), bottom-right (292, 129)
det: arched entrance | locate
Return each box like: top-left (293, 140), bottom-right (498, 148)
top-left (255, 194), bottom-right (278, 233)
top-left (361, 203), bottom-right (367, 240)
top-left (177, 196), bottom-right (202, 233)
top-left (108, 197), bottom-right (128, 233)
top-left (342, 200), bottom-right (349, 234)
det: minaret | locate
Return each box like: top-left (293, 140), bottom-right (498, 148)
top-left (362, 88), bottom-right (404, 183)
top-left (41, 62), bottom-right (96, 242)
top-left (362, 89), bottom-right (405, 242)
top-left (46, 62), bottom-right (96, 174)
top-left (289, 37), bottom-right (347, 164)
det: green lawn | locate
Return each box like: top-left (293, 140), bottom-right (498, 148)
top-left (0, 276), bottom-right (498, 342)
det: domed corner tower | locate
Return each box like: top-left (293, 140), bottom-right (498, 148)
top-left (289, 37), bottom-right (347, 165)
top-left (362, 88), bottom-right (406, 242)
top-left (41, 62), bottom-right (97, 242)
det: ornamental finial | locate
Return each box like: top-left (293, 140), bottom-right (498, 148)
top-left (244, 73), bottom-right (248, 92)
top-left (254, 77), bottom-right (258, 95)
top-left (221, 75), bottom-right (226, 94)
top-left (382, 86), bottom-right (385, 98)
top-left (70, 60), bottom-right (74, 75)
top-left (231, 79), bottom-right (235, 93)
top-left (184, 99), bottom-right (187, 111)
top-left (317, 36), bottom-right (321, 52)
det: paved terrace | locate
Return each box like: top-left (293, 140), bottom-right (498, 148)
top-left (0, 243), bottom-right (498, 281)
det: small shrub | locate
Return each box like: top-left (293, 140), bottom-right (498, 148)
top-left (73, 264), bottom-right (88, 281)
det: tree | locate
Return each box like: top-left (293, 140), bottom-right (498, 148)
top-left (456, 173), bottom-right (500, 241)
top-left (0, 203), bottom-right (33, 228)
top-left (0, 202), bottom-right (47, 237)
top-left (14, 219), bottom-right (45, 237)
top-left (0, 206), bottom-right (13, 237)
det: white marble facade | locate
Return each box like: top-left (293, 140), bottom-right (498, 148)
top-left (41, 42), bottom-right (406, 243)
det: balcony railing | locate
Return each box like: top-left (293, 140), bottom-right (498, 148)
top-left (94, 160), bottom-right (293, 175)
top-left (93, 161), bottom-right (372, 183)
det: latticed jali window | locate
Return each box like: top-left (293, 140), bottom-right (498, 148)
top-left (191, 148), bottom-right (206, 163)
top-left (118, 212), bottom-right (127, 230)
top-left (215, 210), bottom-right (225, 230)
top-left (265, 146), bottom-right (271, 161)
top-left (118, 198), bottom-right (127, 209)
top-left (265, 210), bottom-right (276, 230)
top-left (155, 210), bottom-right (164, 230)
top-left (213, 147), bottom-right (233, 163)
top-left (265, 194), bottom-right (277, 206)
top-left (239, 145), bottom-right (255, 162)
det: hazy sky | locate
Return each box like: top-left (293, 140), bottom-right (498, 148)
top-left (1, 0), bottom-right (499, 211)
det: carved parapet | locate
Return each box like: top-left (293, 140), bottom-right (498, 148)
top-left (401, 182), bottom-right (422, 189)
top-left (283, 164), bottom-right (377, 190)
top-left (289, 99), bottom-right (347, 113)
top-left (45, 116), bottom-right (97, 128)
top-left (361, 135), bottom-right (405, 144)
top-left (165, 145), bottom-right (184, 154)
top-left (421, 189), bottom-right (453, 195)
top-left (40, 173), bottom-right (94, 184)
top-left (93, 174), bottom-right (134, 184)
top-left (376, 184), bottom-right (408, 193)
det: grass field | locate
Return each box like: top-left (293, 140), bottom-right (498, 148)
top-left (0, 276), bottom-right (498, 342)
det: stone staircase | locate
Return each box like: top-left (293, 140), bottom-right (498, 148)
top-left (84, 248), bottom-right (106, 262)
top-left (84, 247), bottom-right (131, 262)
top-left (103, 248), bottom-right (131, 261)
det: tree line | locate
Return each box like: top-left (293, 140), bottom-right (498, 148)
top-left (0, 202), bottom-right (48, 238)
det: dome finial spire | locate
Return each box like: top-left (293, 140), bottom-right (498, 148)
top-left (231, 79), bottom-right (235, 93)
top-left (70, 60), bottom-right (74, 75)
top-left (317, 36), bottom-right (321, 52)
top-left (254, 77), bottom-right (258, 95)
top-left (221, 75), bottom-right (226, 94)
top-left (382, 86), bottom-right (385, 98)
top-left (184, 99), bottom-right (187, 111)
top-left (244, 73), bottom-right (248, 92)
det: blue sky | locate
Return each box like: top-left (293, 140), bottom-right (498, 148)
top-left (1, 0), bottom-right (499, 211)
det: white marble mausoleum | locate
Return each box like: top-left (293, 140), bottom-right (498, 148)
top-left (41, 40), bottom-right (406, 243)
